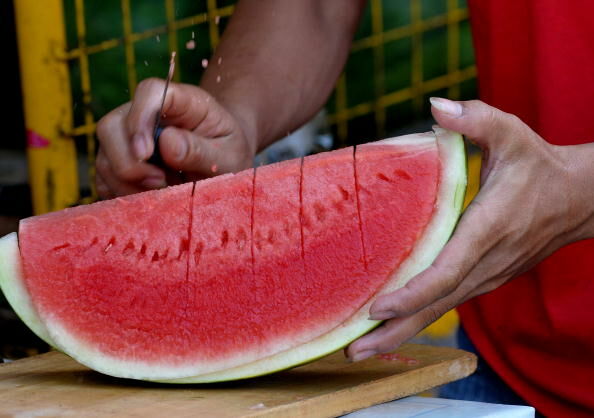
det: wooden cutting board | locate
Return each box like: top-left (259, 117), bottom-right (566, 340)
top-left (0, 344), bottom-right (476, 418)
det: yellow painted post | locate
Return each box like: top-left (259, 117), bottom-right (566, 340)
top-left (165, 0), bottom-right (181, 83)
top-left (207, 0), bottom-right (221, 48)
top-left (335, 74), bottom-right (349, 147)
top-left (14, 0), bottom-right (79, 214)
top-left (121, 0), bottom-right (138, 97)
top-left (410, 0), bottom-right (423, 114)
top-left (370, 0), bottom-right (386, 139)
top-left (74, 0), bottom-right (97, 202)
top-left (447, 0), bottom-right (461, 100)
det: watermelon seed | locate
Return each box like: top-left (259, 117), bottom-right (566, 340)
top-left (337, 185), bottom-right (350, 200)
top-left (139, 243), bottom-right (147, 258)
top-left (52, 243), bottom-right (70, 251)
top-left (393, 169), bottom-right (412, 180)
top-left (236, 227), bottom-right (247, 243)
top-left (123, 240), bottom-right (135, 255)
top-left (221, 230), bottom-right (229, 247)
top-left (151, 251), bottom-right (160, 262)
top-left (333, 200), bottom-right (345, 213)
top-left (266, 230), bottom-right (275, 244)
top-left (254, 233), bottom-right (263, 251)
top-left (313, 202), bottom-right (326, 222)
top-left (376, 173), bottom-right (392, 183)
top-left (104, 237), bottom-right (116, 253)
top-left (194, 242), bottom-right (204, 264)
top-left (177, 238), bottom-right (189, 260)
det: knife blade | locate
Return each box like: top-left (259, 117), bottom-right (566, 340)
top-left (148, 51), bottom-right (176, 166)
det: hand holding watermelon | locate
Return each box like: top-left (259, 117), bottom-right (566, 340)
top-left (347, 99), bottom-right (594, 362)
top-left (95, 79), bottom-right (256, 198)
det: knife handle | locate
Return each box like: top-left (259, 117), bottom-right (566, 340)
top-left (147, 126), bottom-right (165, 167)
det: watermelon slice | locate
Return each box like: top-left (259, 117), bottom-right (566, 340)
top-left (0, 127), bottom-right (466, 382)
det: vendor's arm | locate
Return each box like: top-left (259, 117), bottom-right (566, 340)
top-left (95, 0), bottom-right (365, 197)
top-left (346, 99), bottom-right (594, 361)
top-left (201, 0), bottom-right (366, 151)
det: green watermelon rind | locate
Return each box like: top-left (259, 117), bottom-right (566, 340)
top-left (158, 127), bottom-right (467, 383)
top-left (0, 128), bottom-right (466, 382)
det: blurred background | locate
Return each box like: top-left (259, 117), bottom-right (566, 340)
top-left (1, 0), bottom-right (479, 362)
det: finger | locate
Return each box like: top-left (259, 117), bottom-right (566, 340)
top-left (348, 279), bottom-right (478, 361)
top-left (127, 80), bottom-right (231, 159)
top-left (96, 148), bottom-right (160, 197)
top-left (95, 170), bottom-right (114, 200)
top-left (429, 98), bottom-right (530, 152)
top-left (95, 171), bottom-right (113, 200)
top-left (369, 197), bottom-right (502, 320)
top-left (348, 301), bottom-right (454, 361)
top-left (96, 103), bottom-right (166, 186)
top-left (158, 126), bottom-right (247, 175)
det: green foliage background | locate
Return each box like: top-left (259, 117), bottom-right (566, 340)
top-left (63, 0), bottom-right (475, 146)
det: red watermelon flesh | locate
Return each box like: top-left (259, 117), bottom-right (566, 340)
top-left (0, 129), bottom-right (466, 381)
top-left (185, 171), bottom-right (256, 364)
top-left (18, 183), bottom-right (193, 363)
top-left (251, 159), bottom-right (306, 356)
top-left (356, 142), bottom-right (440, 289)
top-left (301, 147), bottom-right (368, 328)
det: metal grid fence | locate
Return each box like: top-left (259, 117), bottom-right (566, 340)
top-left (15, 0), bottom-right (475, 214)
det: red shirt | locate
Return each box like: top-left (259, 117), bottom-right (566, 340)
top-left (462, 1), bottom-right (594, 416)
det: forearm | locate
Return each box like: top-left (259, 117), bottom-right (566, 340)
top-left (200, 0), bottom-right (366, 153)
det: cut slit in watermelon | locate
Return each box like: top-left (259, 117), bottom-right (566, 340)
top-left (0, 127), bottom-right (466, 382)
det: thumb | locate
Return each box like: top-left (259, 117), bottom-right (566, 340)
top-left (429, 98), bottom-right (522, 151)
top-left (158, 127), bottom-right (237, 176)
top-left (126, 79), bottom-right (214, 160)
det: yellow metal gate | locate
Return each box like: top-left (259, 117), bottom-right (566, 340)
top-left (14, 0), bottom-right (479, 344)
top-left (15, 0), bottom-right (476, 215)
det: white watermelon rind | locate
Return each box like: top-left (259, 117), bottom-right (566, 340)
top-left (0, 233), bottom-right (56, 348)
top-left (0, 128), bottom-right (466, 382)
top-left (159, 127), bottom-right (467, 383)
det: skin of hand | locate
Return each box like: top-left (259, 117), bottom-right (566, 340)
top-left (95, 0), bottom-right (366, 198)
top-left (346, 98), bottom-right (594, 362)
top-left (96, 80), bottom-right (255, 198)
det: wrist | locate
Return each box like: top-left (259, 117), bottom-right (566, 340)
top-left (580, 144), bottom-right (594, 239)
top-left (222, 98), bottom-right (260, 158)
top-left (200, 75), bottom-right (260, 158)
top-left (560, 142), bottom-right (594, 240)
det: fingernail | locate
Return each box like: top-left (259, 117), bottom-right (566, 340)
top-left (369, 310), bottom-right (396, 321)
top-left (430, 97), bottom-right (463, 117)
top-left (133, 134), bottom-right (150, 161)
top-left (351, 350), bottom-right (377, 362)
top-left (173, 137), bottom-right (188, 162)
top-left (141, 176), bottom-right (167, 189)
